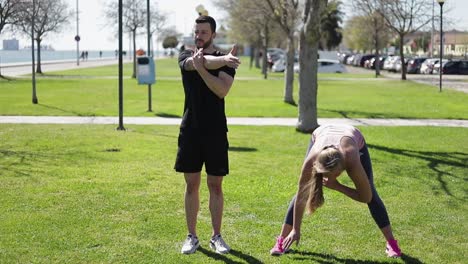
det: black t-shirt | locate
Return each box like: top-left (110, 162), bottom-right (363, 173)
top-left (178, 49), bottom-right (236, 133)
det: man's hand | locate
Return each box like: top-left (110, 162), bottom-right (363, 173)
top-left (223, 44), bottom-right (241, 69)
top-left (193, 48), bottom-right (205, 71)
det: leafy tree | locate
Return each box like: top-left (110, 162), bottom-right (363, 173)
top-left (0, 0), bottom-right (21, 34)
top-left (343, 15), bottom-right (374, 52)
top-left (214, 0), bottom-right (281, 79)
top-left (377, 0), bottom-right (432, 80)
top-left (162, 35), bottom-right (178, 48)
top-left (265, 0), bottom-right (300, 104)
top-left (15, 0), bottom-right (71, 73)
top-left (320, 0), bottom-right (343, 50)
top-left (149, 2), bottom-right (168, 57)
top-left (105, 0), bottom-right (146, 78)
top-left (414, 32), bottom-right (431, 53)
top-left (351, 0), bottom-right (392, 77)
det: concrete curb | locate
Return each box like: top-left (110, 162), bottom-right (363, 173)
top-left (0, 116), bottom-right (467, 127)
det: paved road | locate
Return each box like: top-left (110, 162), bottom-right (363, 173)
top-left (346, 65), bottom-right (468, 93)
top-left (3, 60), bottom-right (467, 94)
top-left (1, 116), bottom-right (467, 127)
top-left (0, 58), bottom-right (131, 77)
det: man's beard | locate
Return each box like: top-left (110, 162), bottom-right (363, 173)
top-left (196, 38), bottom-right (213, 49)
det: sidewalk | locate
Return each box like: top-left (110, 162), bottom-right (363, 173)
top-left (0, 116), bottom-right (467, 127)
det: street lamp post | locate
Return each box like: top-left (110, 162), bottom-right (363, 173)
top-left (437, 0), bottom-right (445, 92)
top-left (31, 0), bottom-right (38, 104)
top-left (147, 0), bottom-right (152, 112)
top-left (75, 0), bottom-right (80, 66)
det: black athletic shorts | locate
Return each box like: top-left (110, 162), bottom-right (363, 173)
top-left (174, 130), bottom-right (229, 176)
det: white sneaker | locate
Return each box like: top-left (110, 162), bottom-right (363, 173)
top-left (209, 234), bottom-right (230, 254)
top-left (181, 234), bottom-right (199, 254)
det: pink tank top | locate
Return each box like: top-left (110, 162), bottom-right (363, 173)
top-left (312, 124), bottom-right (365, 150)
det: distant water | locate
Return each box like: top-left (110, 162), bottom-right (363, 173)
top-left (0, 50), bottom-right (164, 64)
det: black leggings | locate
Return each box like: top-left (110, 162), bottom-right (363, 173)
top-left (284, 140), bottom-right (391, 229)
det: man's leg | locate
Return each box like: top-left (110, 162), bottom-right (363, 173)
top-left (207, 175), bottom-right (224, 236)
top-left (184, 172), bottom-right (201, 236)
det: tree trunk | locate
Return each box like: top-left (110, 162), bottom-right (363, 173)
top-left (262, 45), bottom-right (268, 79)
top-left (399, 35), bottom-right (407, 80)
top-left (36, 39), bottom-right (42, 74)
top-left (132, 30), bottom-right (137, 78)
top-left (297, 0), bottom-right (326, 133)
top-left (261, 24), bottom-right (269, 79)
top-left (374, 24), bottom-right (380, 77)
top-left (255, 41), bottom-right (261, 69)
top-left (283, 33), bottom-right (295, 104)
top-left (249, 45), bottom-right (255, 69)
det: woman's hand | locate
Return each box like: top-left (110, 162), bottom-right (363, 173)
top-left (323, 176), bottom-right (341, 190)
top-left (283, 229), bottom-right (301, 250)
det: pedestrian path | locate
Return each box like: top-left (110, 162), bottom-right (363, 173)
top-left (0, 116), bottom-right (467, 127)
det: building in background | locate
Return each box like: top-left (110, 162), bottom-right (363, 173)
top-left (3, 39), bottom-right (19, 50)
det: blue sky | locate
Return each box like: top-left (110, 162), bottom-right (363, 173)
top-left (1, 0), bottom-right (467, 51)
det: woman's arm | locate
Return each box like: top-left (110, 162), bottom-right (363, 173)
top-left (329, 138), bottom-right (372, 203)
top-left (283, 152), bottom-right (316, 249)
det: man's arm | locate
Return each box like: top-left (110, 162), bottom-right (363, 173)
top-left (192, 48), bottom-right (235, 99)
top-left (183, 45), bottom-right (240, 71)
top-left (197, 68), bottom-right (234, 99)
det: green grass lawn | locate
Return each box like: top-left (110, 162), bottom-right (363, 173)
top-left (0, 125), bottom-right (466, 263)
top-left (1, 58), bottom-right (467, 119)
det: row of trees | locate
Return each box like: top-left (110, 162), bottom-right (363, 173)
top-left (0, 0), bottom-right (174, 77)
top-left (217, 0), bottom-right (437, 131)
top-left (215, 0), bottom-right (343, 131)
top-left (0, 0), bottom-right (72, 73)
top-left (345, 0), bottom-right (434, 80)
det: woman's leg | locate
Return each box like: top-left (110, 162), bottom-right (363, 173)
top-left (360, 144), bottom-right (401, 256)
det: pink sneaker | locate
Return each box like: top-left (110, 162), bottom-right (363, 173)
top-left (270, 236), bottom-right (285, 255)
top-left (386, 239), bottom-right (402, 258)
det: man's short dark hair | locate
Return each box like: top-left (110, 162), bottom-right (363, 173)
top-left (196, 16), bottom-right (216, 33)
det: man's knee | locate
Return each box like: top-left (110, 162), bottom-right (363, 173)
top-left (207, 177), bottom-right (223, 195)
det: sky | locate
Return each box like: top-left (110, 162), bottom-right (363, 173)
top-left (1, 0), bottom-right (468, 51)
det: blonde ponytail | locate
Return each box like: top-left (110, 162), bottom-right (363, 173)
top-left (305, 167), bottom-right (324, 214)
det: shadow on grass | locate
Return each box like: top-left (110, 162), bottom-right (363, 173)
top-left (198, 246), bottom-right (262, 264)
top-left (0, 74), bottom-right (14, 81)
top-left (38, 103), bottom-right (89, 116)
top-left (229, 146), bottom-right (257, 152)
top-left (319, 108), bottom-right (408, 119)
top-left (0, 149), bottom-right (51, 177)
top-left (284, 100), bottom-right (297, 107)
top-left (368, 143), bottom-right (467, 198)
top-left (156, 112), bottom-right (181, 118)
top-left (290, 250), bottom-right (422, 264)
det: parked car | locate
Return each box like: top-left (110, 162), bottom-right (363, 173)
top-left (267, 48), bottom-right (286, 69)
top-left (384, 56), bottom-right (400, 71)
top-left (432, 60), bottom-right (450, 74)
top-left (359, 54), bottom-right (375, 67)
top-left (394, 57), bottom-right (410, 72)
top-left (420, 58), bottom-right (440, 74)
top-left (407, 58), bottom-right (427, 74)
top-left (440, 60), bottom-right (468, 75)
top-left (383, 55), bottom-right (396, 70)
top-left (293, 59), bottom-right (347, 73)
top-left (271, 55), bottom-right (298, 72)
